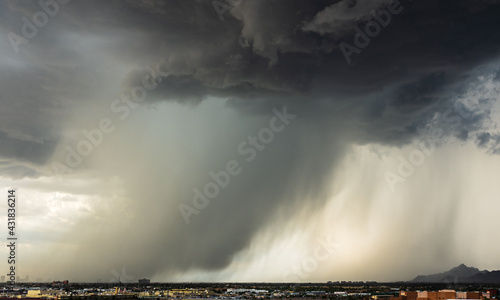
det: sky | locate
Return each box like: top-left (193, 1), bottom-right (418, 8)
top-left (0, 0), bottom-right (500, 283)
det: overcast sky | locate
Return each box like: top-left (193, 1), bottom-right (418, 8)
top-left (1, 0), bottom-right (500, 283)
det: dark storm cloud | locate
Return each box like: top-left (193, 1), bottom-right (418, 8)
top-left (2, 0), bottom-right (500, 281)
top-left (0, 162), bottom-right (41, 179)
top-left (0, 130), bottom-right (55, 166)
top-left (0, 1), bottom-right (119, 167)
top-left (476, 132), bottom-right (500, 154)
top-left (117, 0), bottom-right (500, 143)
top-left (4, 0), bottom-right (500, 137)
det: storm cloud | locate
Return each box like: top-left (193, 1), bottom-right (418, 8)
top-left (1, 0), bottom-right (500, 282)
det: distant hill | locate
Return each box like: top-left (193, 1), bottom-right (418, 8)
top-left (411, 264), bottom-right (500, 283)
top-left (466, 270), bottom-right (500, 283)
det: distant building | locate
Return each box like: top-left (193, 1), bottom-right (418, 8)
top-left (396, 290), bottom-right (493, 300)
top-left (457, 292), bottom-right (482, 299)
top-left (27, 289), bottom-right (65, 298)
top-left (138, 278), bottom-right (150, 285)
top-left (438, 290), bottom-right (457, 300)
top-left (400, 290), bottom-right (418, 300)
top-left (416, 290), bottom-right (457, 300)
top-left (486, 290), bottom-right (498, 298)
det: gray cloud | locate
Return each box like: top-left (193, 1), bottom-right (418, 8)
top-left (1, 0), bottom-right (500, 281)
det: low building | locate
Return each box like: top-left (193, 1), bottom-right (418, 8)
top-left (400, 291), bottom-right (418, 300)
top-left (457, 292), bottom-right (482, 299)
top-left (26, 289), bottom-right (65, 299)
top-left (438, 290), bottom-right (456, 300)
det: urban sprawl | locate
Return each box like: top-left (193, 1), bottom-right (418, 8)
top-left (1, 281), bottom-right (500, 300)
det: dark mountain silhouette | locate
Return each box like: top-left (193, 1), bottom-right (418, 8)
top-left (411, 264), bottom-right (500, 283)
top-left (465, 271), bottom-right (500, 283)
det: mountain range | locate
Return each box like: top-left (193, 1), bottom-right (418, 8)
top-left (411, 264), bottom-right (500, 283)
